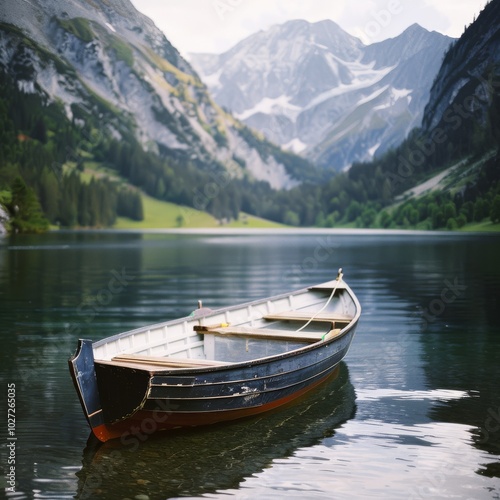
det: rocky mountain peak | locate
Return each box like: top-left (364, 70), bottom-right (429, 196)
top-left (191, 20), bottom-right (454, 170)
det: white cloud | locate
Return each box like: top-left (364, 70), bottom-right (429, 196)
top-left (130, 0), bottom-right (485, 55)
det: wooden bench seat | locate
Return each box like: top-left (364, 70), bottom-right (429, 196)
top-left (308, 282), bottom-right (347, 291)
top-left (194, 324), bottom-right (341, 343)
top-left (263, 311), bottom-right (353, 323)
top-left (108, 353), bottom-right (228, 369)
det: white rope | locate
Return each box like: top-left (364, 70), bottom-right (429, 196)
top-left (295, 269), bottom-right (343, 333)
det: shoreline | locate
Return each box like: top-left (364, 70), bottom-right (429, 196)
top-left (3, 223), bottom-right (499, 238)
top-left (49, 226), bottom-right (500, 236)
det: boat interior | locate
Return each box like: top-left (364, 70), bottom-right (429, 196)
top-left (93, 282), bottom-right (357, 370)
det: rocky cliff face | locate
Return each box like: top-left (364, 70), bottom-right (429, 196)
top-left (422, 0), bottom-right (500, 134)
top-left (0, 0), bottom-right (309, 189)
top-left (190, 21), bottom-right (454, 171)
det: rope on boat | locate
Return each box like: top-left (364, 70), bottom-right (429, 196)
top-left (295, 268), bottom-right (343, 333)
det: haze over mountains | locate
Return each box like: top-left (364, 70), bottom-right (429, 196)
top-left (190, 20), bottom-right (454, 171)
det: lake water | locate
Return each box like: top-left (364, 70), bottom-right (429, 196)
top-left (1, 229), bottom-right (499, 499)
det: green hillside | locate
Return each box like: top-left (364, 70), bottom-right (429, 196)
top-left (113, 193), bottom-right (286, 229)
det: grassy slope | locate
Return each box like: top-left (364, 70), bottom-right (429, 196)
top-left (381, 151), bottom-right (500, 232)
top-left (114, 194), bottom-right (216, 229)
top-left (77, 162), bottom-right (284, 229)
top-left (110, 191), bottom-right (500, 232)
top-left (460, 221), bottom-right (500, 232)
top-left (114, 193), bottom-right (286, 229)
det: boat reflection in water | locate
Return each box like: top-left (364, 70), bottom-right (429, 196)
top-left (76, 362), bottom-right (356, 499)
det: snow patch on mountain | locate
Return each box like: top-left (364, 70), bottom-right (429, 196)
top-left (284, 138), bottom-right (308, 154)
top-left (304, 63), bottom-right (395, 112)
top-left (236, 95), bottom-right (301, 122)
top-left (202, 68), bottom-right (223, 89)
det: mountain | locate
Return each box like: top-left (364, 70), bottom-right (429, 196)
top-left (190, 20), bottom-right (454, 171)
top-left (312, 0), bottom-right (500, 230)
top-left (0, 0), bottom-right (314, 195)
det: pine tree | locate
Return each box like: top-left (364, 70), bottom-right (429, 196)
top-left (9, 177), bottom-right (49, 233)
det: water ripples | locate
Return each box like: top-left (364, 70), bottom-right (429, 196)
top-left (2, 231), bottom-right (499, 499)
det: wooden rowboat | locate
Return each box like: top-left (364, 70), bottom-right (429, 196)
top-left (69, 269), bottom-right (361, 442)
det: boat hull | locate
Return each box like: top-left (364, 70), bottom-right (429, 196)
top-left (88, 322), bottom-right (356, 441)
top-left (92, 365), bottom-right (341, 442)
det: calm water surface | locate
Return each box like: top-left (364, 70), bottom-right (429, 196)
top-left (0, 230), bottom-right (499, 499)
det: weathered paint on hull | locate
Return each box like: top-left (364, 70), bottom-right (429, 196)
top-left (90, 325), bottom-right (356, 442)
top-left (91, 364), bottom-right (341, 442)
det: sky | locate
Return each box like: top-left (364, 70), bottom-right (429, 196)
top-left (130, 0), bottom-right (487, 57)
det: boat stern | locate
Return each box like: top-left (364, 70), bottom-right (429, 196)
top-left (68, 339), bottom-right (106, 439)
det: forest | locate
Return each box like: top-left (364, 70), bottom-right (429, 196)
top-left (0, 72), bottom-right (143, 232)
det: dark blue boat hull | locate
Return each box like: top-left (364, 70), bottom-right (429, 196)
top-left (87, 323), bottom-right (357, 441)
